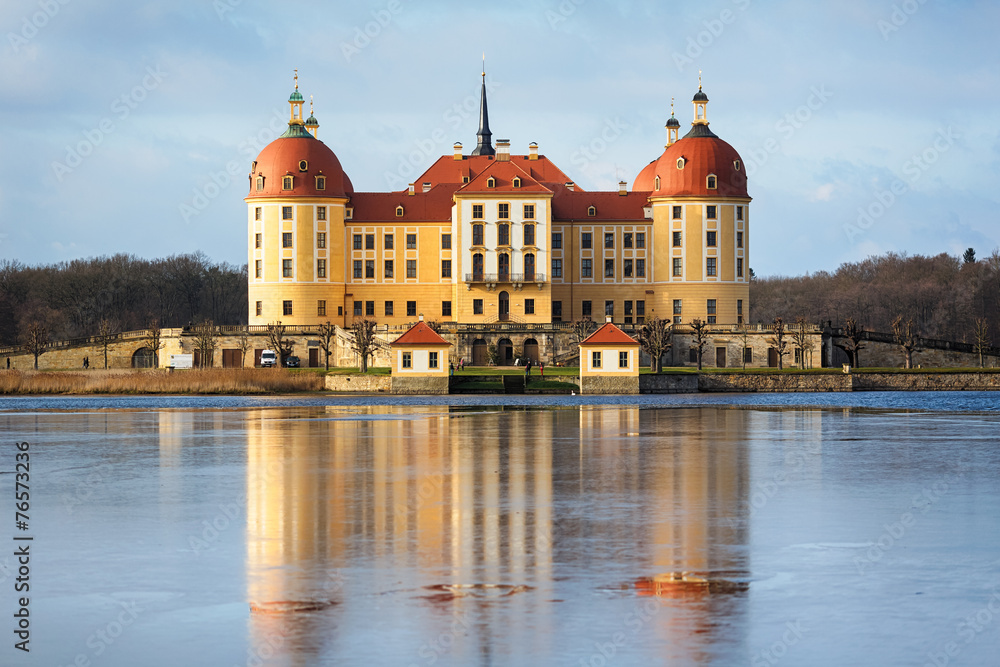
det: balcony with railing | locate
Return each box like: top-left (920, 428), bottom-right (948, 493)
top-left (464, 273), bottom-right (547, 284)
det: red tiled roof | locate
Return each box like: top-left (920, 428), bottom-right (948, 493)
top-left (412, 154), bottom-right (582, 191)
top-left (390, 321), bottom-right (451, 347)
top-left (350, 187), bottom-right (455, 222)
top-left (247, 135), bottom-right (353, 199)
top-left (459, 160), bottom-right (552, 194)
top-left (551, 191), bottom-right (650, 221)
top-left (632, 133), bottom-right (748, 197)
top-left (581, 322), bottom-right (640, 346)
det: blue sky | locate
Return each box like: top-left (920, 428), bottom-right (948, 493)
top-left (1, 0), bottom-right (997, 276)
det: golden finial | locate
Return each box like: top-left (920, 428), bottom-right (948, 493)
top-left (294, 68), bottom-right (299, 90)
top-left (310, 95), bottom-right (314, 114)
top-left (482, 52), bottom-right (486, 78)
top-left (671, 97), bottom-right (675, 116)
top-left (698, 69), bottom-right (702, 90)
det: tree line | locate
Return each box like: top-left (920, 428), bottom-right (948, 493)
top-left (750, 249), bottom-right (1000, 342)
top-left (0, 252), bottom-right (247, 348)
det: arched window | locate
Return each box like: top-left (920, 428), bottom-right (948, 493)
top-left (524, 253), bottom-right (535, 281)
top-left (395, 205), bottom-right (404, 217)
top-left (654, 175), bottom-right (660, 190)
top-left (587, 205), bottom-right (596, 217)
top-left (676, 157), bottom-right (686, 170)
top-left (315, 175), bottom-right (326, 190)
top-left (707, 174), bottom-right (717, 189)
top-left (512, 177), bottom-right (521, 188)
top-left (282, 175), bottom-right (293, 190)
top-left (255, 176), bottom-right (264, 191)
top-left (487, 176), bottom-right (496, 188)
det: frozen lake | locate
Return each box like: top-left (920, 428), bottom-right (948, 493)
top-left (1, 393), bottom-right (999, 666)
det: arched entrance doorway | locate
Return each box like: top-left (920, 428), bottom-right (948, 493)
top-left (472, 338), bottom-right (488, 366)
top-left (497, 338), bottom-right (514, 365)
top-left (522, 338), bottom-right (539, 364)
top-left (498, 291), bottom-right (510, 322)
top-left (132, 347), bottom-right (155, 368)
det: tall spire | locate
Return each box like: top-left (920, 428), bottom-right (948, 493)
top-left (471, 56), bottom-right (495, 157)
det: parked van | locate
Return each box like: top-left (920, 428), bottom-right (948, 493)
top-left (260, 350), bottom-right (278, 367)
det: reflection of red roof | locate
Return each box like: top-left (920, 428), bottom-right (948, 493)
top-left (581, 322), bottom-right (639, 346)
top-left (390, 321), bottom-right (451, 347)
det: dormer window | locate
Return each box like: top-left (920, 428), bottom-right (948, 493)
top-left (676, 157), bottom-right (686, 170)
top-left (315, 175), bottom-right (326, 190)
top-left (654, 175), bottom-right (660, 190)
top-left (707, 174), bottom-right (717, 189)
top-left (512, 177), bottom-right (521, 188)
top-left (587, 205), bottom-right (596, 217)
top-left (255, 176), bottom-right (264, 191)
top-left (734, 160), bottom-right (741, 171)
top-left (298, 160), bottom-right (308, 172)
top-left (282, 175), bottom-right (293, 190)
top-left (395, 205), bottom-right (404, 217)
top-left (487, 176), bottom-right (496, 188)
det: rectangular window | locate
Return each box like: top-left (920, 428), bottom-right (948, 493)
top-left (592, 351), bottom-right (602, 368)
top-left (406, 233), bottom-right (417, 249)
top-left (636, 259), bottom-right (645, 277)
top-left (255, 233), bottom-right (262, 248)
top-left (623, 233), bottom-right (633, 248)
top-left (582, 300), bottom-right (592, 317)
top-left (636, 300), bottom-right (645, 317)
top-left (353, 234), bottom-right (362, 250)
top-left (254, 207), bottom-right (261, 221)
top-left (317, 232), bottom-right (326, 248)
top-left (407, 301), bottom-right (416, 317)
top-left (604, 259), bottom-right (614, 278)
top-left (707, 205), bottom-right (717, 219)
top-left (365, 234), bottom-right (375, 250)
top-left (624, 259), bottom-right (633, 277)
top-left (673, 231), bottom-right (682, 247)
top-left (737, 206), bottom-right (744, 221)
top-left (402, 352), bottom-right (412, 369)
top-left (552, 258), bottom-right (562, 278)
top-left (441, 233), bottom-right (451, 250)
top-left (385, 234), bottom-right (394, 250)
top-left (498, 223), bottom-right (510, 246)
top-left (406, 259), bottom-right (417, 278)
top-left (674, 300), bottom-right (683, 315)
top-left (473, 299), bottom-right (483, 315)
top-left (255, 300), bottom-right (262, 316)
top-left (354, 301), bottom-right (362, 316)
top-left (604, 233), bottom-right (614, 248)
top-left (429, 351), bottom-right (439, 368)
top-left (282, 206), bottom-right (292, 220)
top-left (707, 299), bottom-right (717, 326)
top-left (552, 301), bottom-right (562, 321)
top-left (472, 224), bottom-right (484, 246)
top-left (673, 258), bottom-right (682, 277)
top-left (366, 300), bottom-right (375, 316)
top-left (385, 301), bottom-right (394, 316)
top-left (552, 232), bottom-right (562, 249)
top-left (317, 206), bottom-right (326, 221)
top-left (255, 260), bottom-right (262, 278)
top-left (317, 259), bottom-right (326, 278)
top-left (472, 204), bottom-right (484, 219)
top-left (441, 260), bottom-right (452, 278)
top-left (619, 351), bottom-right (629, 368)
top-left (282, 259), bottom-right (293, 277)
top-left (365, 260), bottom-right (375, 279)
top-left (737, 258), bottom-right (744, 277)
top-left (353, 260), bottom-right (362, 279)
top-left (582, 259), bottom-right (592, 278)
top-left (525, 298), bottom-right (535, 315)
top-left (582, 232), bottom-right (592, 249)
top-left (707, 231), bottom-right (717, 247)
top-left (605, 300), bottom-right (614, 317)
top-left (523, 224), bottom-right (535, 246)
top-left (442, 301), bottom-right (452, 317)
top-left (498, 203), bottom-right (509, 219)
top-left (625, 300), bottom-right (633, 317)
top-left (707, 258), bottom-right (717, 276)
top-left (317, 300), bottom-right (326, 316)
top-left (744, 347), bottom-right (753, 363)
top-left (283, 300), bottom-right (293, 316)
top-left (384, 260), bottom-right (394, 278)
top-left (282, 232), bottom-right (293, 248)
top-left (737, 299), bottom-right (744, 315)
top-left (523, 204), bottom-right (535, 219)
top-left (737, 231), bottom-right (744, 248)
top-left (672, 205), bottom-right (682, 219)
top-left (636, 232), bottom-right (645, 249)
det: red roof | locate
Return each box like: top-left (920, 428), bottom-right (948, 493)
top-left (581, 322), bottom-right (639, 346)
top-left (350, 187), bottom-right (455, 222)
top-left (390, 321), bottom-right (451, 347)
top-left (551, 191), bottom-right (649, 221)
top-left (632, 131), bottom-right (748, 198)
top-left (247, 134), bottom-right (353, 199)
top-left (412, 154), bottom-right (581, 191)
top-left (459, 160), bottom-right (552, 194)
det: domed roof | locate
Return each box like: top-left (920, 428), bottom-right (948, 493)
top-left (633, 127), bottom-right (747, 197)
top-left (665, 114), bottom-right (681, 128)
top-left (289, 89), bottom-right (304, 103)
top-left (693, 88), bottom-right (709, 102)
top-left (305, 114), bottom-right (318, 127)
top-left (247, 125), bottom-right (352, 199)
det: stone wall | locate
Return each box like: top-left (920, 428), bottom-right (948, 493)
top-left (827, 338), bottom-right (999, 369)
top-left (699, 373), bottom-right (851, 392)
top-left (579, 375), bottom-right (639, 395)
top-left (390, 376), bottom-right (450, 395)
top-left (639, 374), bottom-right (699, 394)
top-left (325, 375), bottom-right (391, 392)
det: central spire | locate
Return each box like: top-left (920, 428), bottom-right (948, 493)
top-left (471, 57), bottom-right (495, 157)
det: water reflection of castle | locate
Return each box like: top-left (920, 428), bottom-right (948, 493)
top-left (242, 406), bottom-right (763, 662)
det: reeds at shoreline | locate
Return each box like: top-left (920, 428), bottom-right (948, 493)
top-left (0, 369), bottom-right (324, 395)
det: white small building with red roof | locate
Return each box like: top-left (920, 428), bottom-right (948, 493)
top-left (389, 317), bottom-right (452, 394)
top-left (578, 317), bottom-right (641, 394)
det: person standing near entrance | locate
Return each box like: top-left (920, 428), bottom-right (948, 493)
top-left (540, 362), bottom-right (544, 379)
top-left (525, 359), bottom-right (532, 383)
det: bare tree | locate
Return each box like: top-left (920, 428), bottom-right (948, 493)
top-left (835, 317), bottom-right (866, 368)
top-left (265, 322), bottom-right (294, 366)
top-left (22, 321), bottom-right (49, 370)
top-left (690, 318), bottom-right (709, 370)
top-left (637, 316), bottom-right (672, 373)
top-left (792, 317), bottom-right (813, 369)
top-left (351, 319), bottom-right (377, 373)
top-left (147, 318), bottom-right (164, 368)
top-left (573, 319), bottom-right (597, 347)
top-left (318, 321), bottom-right (336, 370)
top-left (96, 318), bottom-right (118, 369)
top-left (767, 317), bottom-right (789, 370)
top-left (236, 329), bottom-right (252, 368)
top-left (737, 323), bottom-right (751, 370)
top-left (891, 315), bottom-right (919, 369)
top-left (194, 320), bottom-right (217, 368)
top-left (973, 318), bottom-right (991, 368)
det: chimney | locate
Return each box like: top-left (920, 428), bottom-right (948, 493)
top-left (422, 182), bottom-right (432, 193)
top-left (605, 315), bottom-right (612, 323)
top-left (565, 182), bottom-right (575, 192)
top-left (618, 180), bottom-right (628, 196)
top-left (453, 142), bottom-right (463, 160)
top-left (496, 139), bottom-right (511, 162)
top-left (408, 183), bottom-right (415, 195)
top-left (418, 314), bottom-right (424, 322)
top-left (528, 142), bottom-right (539, 160)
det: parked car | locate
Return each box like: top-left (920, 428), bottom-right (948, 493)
top-left (260, 350), bottom-right (277, 367)
top-left (285, 355), bottom-right (300, 368)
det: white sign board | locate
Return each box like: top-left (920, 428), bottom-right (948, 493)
top-left (170, 354), bottom-right (194, 369)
